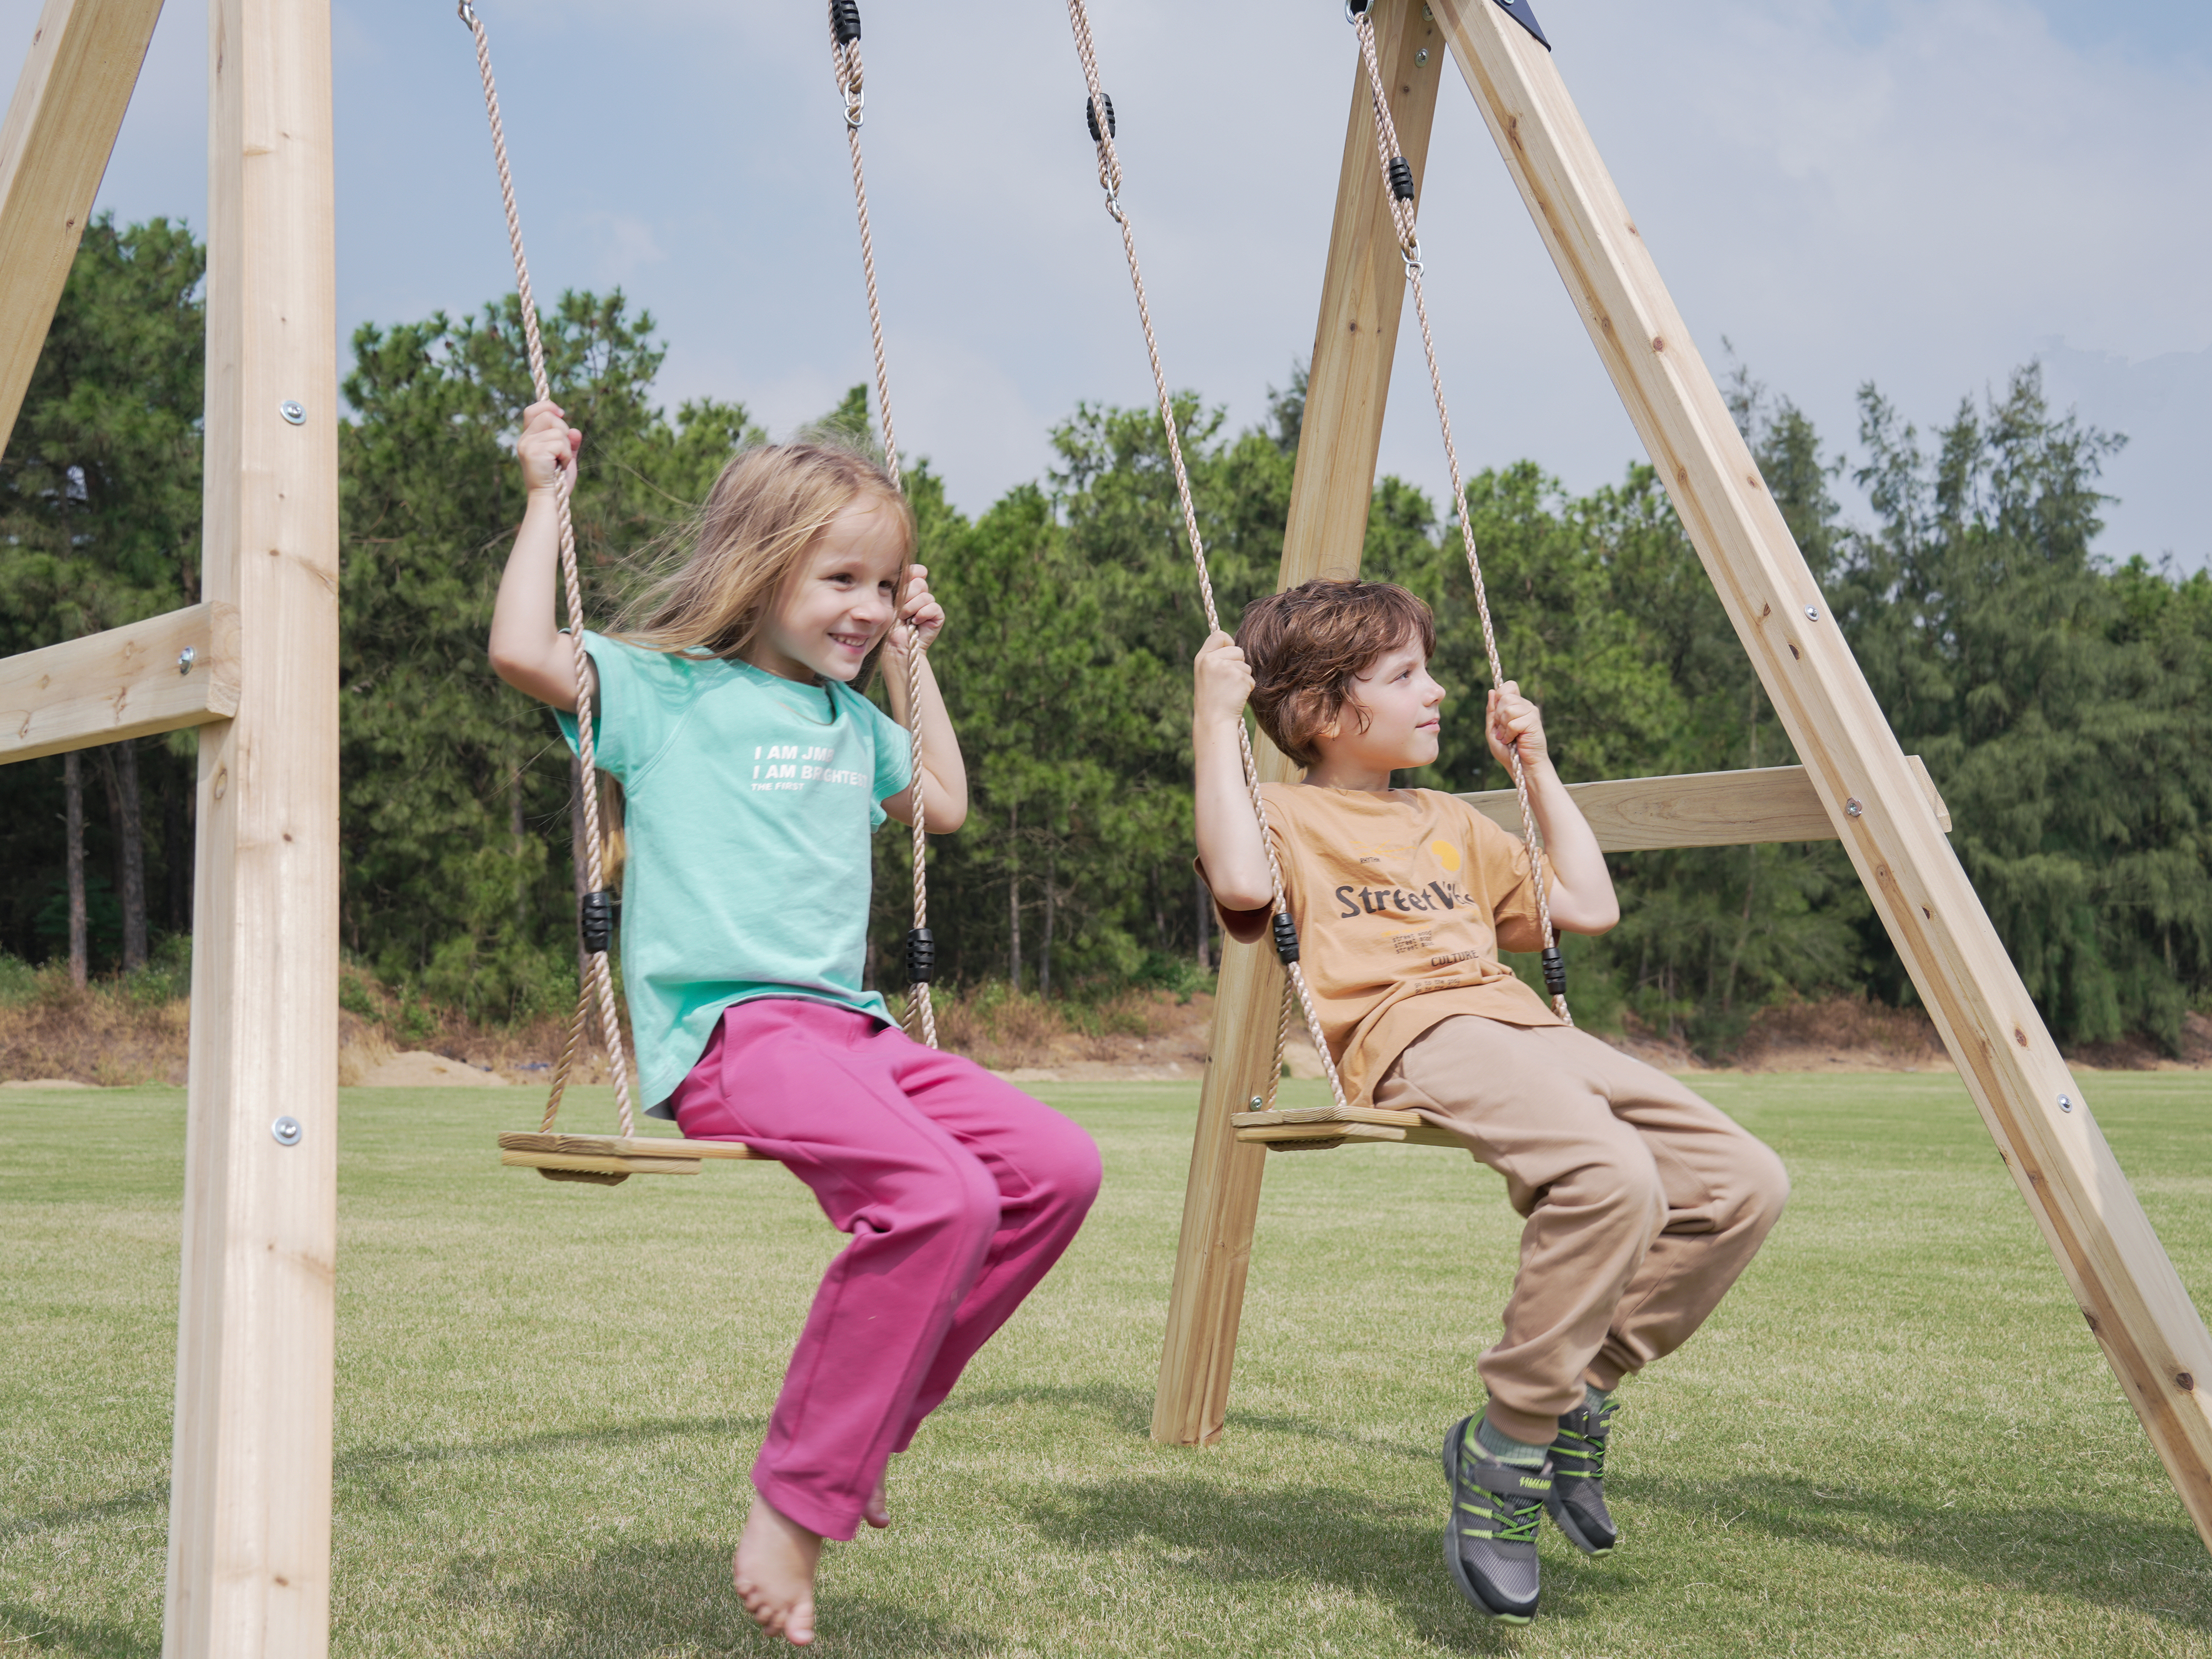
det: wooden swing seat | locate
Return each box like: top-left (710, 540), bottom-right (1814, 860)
top-left (498, 1131), bottom-right (768, 1186)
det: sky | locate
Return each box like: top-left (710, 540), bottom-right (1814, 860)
top-left (11, 0), bottom-right (2211, 568)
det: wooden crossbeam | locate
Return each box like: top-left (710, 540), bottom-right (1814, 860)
top-left (1436, 0), bottom-right (2212, 1547)
top-left (0, 0), bottom-right (165, 458)
top-left (1152, 0), bottom-right (1447, 1451)
top-left (1458, 756), bottom-right (1950, 852)
top-left (0, 601), bottom-right (239, 764)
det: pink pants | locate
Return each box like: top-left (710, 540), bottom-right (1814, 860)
top-left (669, 998), bottom-right (1101, 1541)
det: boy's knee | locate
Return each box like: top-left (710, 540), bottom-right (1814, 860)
top-left (1568, 1144), bottom-right (1667, 1237)
top-left (1733, 1138), bottom-right (1790, 1233)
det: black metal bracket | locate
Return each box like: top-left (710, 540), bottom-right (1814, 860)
top-left (1387, 156), bottom-right (1416, 202)
top-left (580, 890), bottom-right (619, 956)
top-left (1272, 914), bottom-right (1301, 967)
top-left (905, 927), bottom-right (937, 985)
top-left (830, 0), bottom-right (862, 47)
top-left (1541, 945), bottom-right (1567, 999)
top-left (1084, 92), bottom-right (1116, 142)
top-left (1495, 0), bottom-right (1551, 51)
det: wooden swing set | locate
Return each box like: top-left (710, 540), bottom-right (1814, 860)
top-left (0, 1), bottom-right (2207, 1653)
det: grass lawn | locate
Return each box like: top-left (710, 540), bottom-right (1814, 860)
top-left (7, 1070), bottom-right (2212, 1655)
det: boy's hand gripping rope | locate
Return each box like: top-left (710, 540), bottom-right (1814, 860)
top-left (831, 2), bottom-right (938, 1047)
top-left (1348, 5), bottom-right (1571, 1024)
top-left (1062, 0), bottom-right (1354, 1114)
top-left (459, 1), bottom-right (639, 1134)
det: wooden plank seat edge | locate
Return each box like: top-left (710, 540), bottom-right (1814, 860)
top-left (498, 1131), bottom-right (765, 1159)
top-left (1232, 1108), bottom-right (1463, 1152)
top-left (497, 1132), bottom-right (768, 1181)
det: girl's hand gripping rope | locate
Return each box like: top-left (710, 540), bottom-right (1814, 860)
top-left (880, 564), bottom-right (945, 661)
top-left (515, 399), bottom-right (581, 497)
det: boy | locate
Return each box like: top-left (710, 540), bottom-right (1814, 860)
top-left (1193, 578), bottom-right (1788, 1625)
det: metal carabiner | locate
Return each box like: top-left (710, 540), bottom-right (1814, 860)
top-left (457, 1), bottom-right (478, 25)
top-left (844, 91), bottom-right (865, 131)
top-left (1103, 191), bottom-right (1126, 225)
top-left (1400, 238), bottom-right (1425, 279)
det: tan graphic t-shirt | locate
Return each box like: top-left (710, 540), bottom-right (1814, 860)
top-left (1206, 782), bottom-right (1562, 1108)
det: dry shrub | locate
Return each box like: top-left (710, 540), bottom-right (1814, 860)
top-left (0, 971), bottom-right (190, 1086)
top-left (921, 982), bottom-right (1201, 1070)
top-left (1735, 995), bottom-right (1946, 1068)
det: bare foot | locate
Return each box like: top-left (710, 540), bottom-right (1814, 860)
top-left (733, 1497), bottom-right (822, 1646)
top-left (863, 1473), bottom-right (890, 1531)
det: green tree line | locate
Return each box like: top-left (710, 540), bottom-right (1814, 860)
top-left (5, 217), bottom-right (2208, 1053)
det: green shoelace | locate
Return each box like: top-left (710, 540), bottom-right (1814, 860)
top-left (1460, 1486), bottom-right (1544, 1544)
top-left (1553, 1404), bottom-right (1615, 1481)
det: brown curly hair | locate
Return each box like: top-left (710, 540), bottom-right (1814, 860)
top-left (1235, 578), bottom-right (1436, 767)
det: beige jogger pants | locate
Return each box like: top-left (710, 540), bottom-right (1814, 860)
top-left (1373, 1016), bottom-right (1789, 1446)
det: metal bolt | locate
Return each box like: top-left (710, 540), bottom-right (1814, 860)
top-left (1805, 605), bottom-right (1821, 621)
top-left (279, 400), bottom-right (306, 426)
top-left (2058, 1094), bottom-right (2073, 1114)
top-left (272, 1115), bottom-right (304, 1146)
top-left (1415, 47), bottom-right (1430, 64)
top-left (178, 645), bottom-right (196, 676)
top-left (1249, 1096), bottom-right (1264, 1110)
top-left (1844, 799), bottom-right (1863, 818)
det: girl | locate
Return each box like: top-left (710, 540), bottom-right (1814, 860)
top-left (489, 401), bottom-right (1102, 1647)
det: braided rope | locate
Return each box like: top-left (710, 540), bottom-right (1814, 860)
top-left (460, 2), bottom-right (639, 1133)
top-left (1063, 0), bottom-right (1352, 1113)
top-left (831, 17), bottom-right (937, 1047)
top-left (1350, 10), bottom-right (1569, 1023)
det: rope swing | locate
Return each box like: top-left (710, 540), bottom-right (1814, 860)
top-left (458, 1), bottom-right (640, 1144)
top-left (829, 0), bottom-right (941, 1050)
top-left (1060, 0), bottom-right (1358, 1114)
top-left (1346, 0), bottom-right (1569, 1024)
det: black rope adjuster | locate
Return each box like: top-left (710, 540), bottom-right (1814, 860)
top-left (1387, 155), bottom-right (1416, 202)
top-left (905, 927), bottom-right (937, 985)
top-left (1272, 914), bottom-right (1301, 966)
top-left (580, 890), bottom-right (619, 956)
top-left (1084, 92), bottom-right (1116, 142)
top-left (1541, 945), bottom-right (1567, 1000)
top-left (830, 0), bottom-right (862, 46)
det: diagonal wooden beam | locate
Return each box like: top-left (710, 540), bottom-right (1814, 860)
top-left (0, 601), bottom-right (239, 763)
top-left (1435, 0), bottom-right (2212, 1547)
top-left (0, 0), bottom-right (165, 458)
top-left (1153, 0), bottom-right (1447, 1449)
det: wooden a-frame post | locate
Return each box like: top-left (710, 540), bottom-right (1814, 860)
top-left (0, 0), bottom-right (343, 1651)
top-left (1151, 0), bottom-right (1447, 1446)
top-left (1157, 0), bottom-right (2212, 1550)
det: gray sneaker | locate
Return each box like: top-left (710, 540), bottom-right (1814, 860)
top-left (1442, 1414), bottom-right (1548, 1624)
top-left (1545, 1396), bottom-right (1619, 1554)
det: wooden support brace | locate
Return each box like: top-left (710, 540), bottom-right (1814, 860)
top-left (164, 1), bottom-right (342, 1653)
top-left (0, 601), bottom-right (239, 764)
top-left (0, 0), bottom-right (165, 458)
top-left (1458, 755), bottom-right (1949, 853)
top-left (1152, 0), bottom-right (1446, 1448)
top-left (1436, 0), bottom-right (2212, 1547)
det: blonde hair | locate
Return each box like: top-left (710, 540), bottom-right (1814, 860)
top-left (592, 440), bottom-right (914, 885)
top-left (613, 440), bottom-right (915, 668)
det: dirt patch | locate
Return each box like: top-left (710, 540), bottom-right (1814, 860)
top-left (353, 1050), bottom-right (510, 1088)
top-left (0, 982), bottom-right (190, 1087)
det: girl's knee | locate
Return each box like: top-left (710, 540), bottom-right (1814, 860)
top-left (900, 1155), bottom-right (1003, 1249)
top-left (1026, 1113), bottom-right (1103, 1221)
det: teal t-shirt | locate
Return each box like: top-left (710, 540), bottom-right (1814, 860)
top-left (557, 632), bottom-right (914, 1114)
